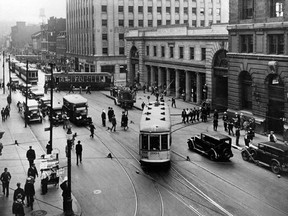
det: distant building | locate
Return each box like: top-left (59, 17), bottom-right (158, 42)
top-left (56, 31), bottom-right (67, 70)
top-left (66, 0), bottom-right (229, 83)
top-left (227, 0), bottom-right (288, 135)
top-left (31, 31), bottom-right (42, 54)
top-left (10, 22), bottom-right (40, 55)
top-left (126, 24), bottom-right (228, 108)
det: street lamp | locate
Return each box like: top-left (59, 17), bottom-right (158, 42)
top-left (2, 51), bottom-right (5, 94)
top-left (49, 63), bottom-right (54, 151)
top-left (65, 125), bottom-right (74, 215)
top-left (8, 55), bottom-right (11, 101)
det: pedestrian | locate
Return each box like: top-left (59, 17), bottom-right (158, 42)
top-left (222, 112), bottom-right (228, 131)
top-left (235, 127), bottom-right (240, 146)
top-left (268, 131), bottom-right (277, 143)
top-left (12, 194), bottom-right (25, 216)
top-left (121, 112), bottom-right (128, 131)
top-left (171, 97), bottom-right (176, 108)
top-left (13, 183), bottom-right (25, 202)
top-left (1, 167), bottom-right (11, 197)
top-left (7, 95), bottom-right (11, 108)
top-left (4, 106), bottom-right (10, 119)
top-left (1, 107), bottom-right (5, 121)
top-left (213, 117), bottom-right (218, 131)
top-left (101, 109), bottom-right (106, 127)
top-left (181, 109), bottom-right (186, 124)
top-left (89, 123), bottom-right (95, 138)
top-left (27, 163), bottom-right (38, 179)
top-left (110, 115), bottom-right (117, 132)
top-left (143, 84), bottom-right (146, 93)
top-left (60, 177), bottom-right (69, 213)
top-left (189, 108), bottom-right (194, 123)
top-left (46, 141), bottom-right (53, 154)
top-left (26, 146), bottom-right (36, 167)
top-left (76, 141), bottom-right (82, 165)
top-left (79, 85), bottom-right (82, 94)
top-left (213, 109), bottom-right (218, 120)
top-left (0, 141), bottom-right (3, 155)
top-left (86, 85), bottom-right (91, 94)
top-left (228, 120), bottom-right (234, 136)
top-left (155, 91), bottom-right (159, 101)
top-left (244, 131), bottom-right (250, 147)
top-left (24, 177), bottom-right (35, 210)
top-left (108, 107), bottom-right (113, 122)
top-left (141, 102), bottom-right (145, 110)
top-left (40, 169), bottom-right (49, 195)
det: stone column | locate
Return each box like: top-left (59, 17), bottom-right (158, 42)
top-left (185, 71), bottom-right (191, 102)
top-left (166, 68), bottom-right (170, 96)
top-left (151, 66), bottom-right (155, 89)
top-left (158, 67), bottom-right (162, 90)
top-left (197, 73), bottom-right (202, 104)
top-left (175, 69), bottom-right (180, 98)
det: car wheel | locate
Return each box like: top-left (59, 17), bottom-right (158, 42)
top-left (271, 161), bottom-right (281, 174)
top-left (241, 151), bottom-right (249, 161)
top-left (222, 148), bottom-right (231, 160)
top-left (209, 151), bottom-right (217, 161)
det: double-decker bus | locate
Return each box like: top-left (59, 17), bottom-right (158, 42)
top-left (45, 72), bottom-right (112, 91)
top-left (139, 101), bottom-right (171, 166)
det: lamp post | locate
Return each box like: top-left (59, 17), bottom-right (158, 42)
top-left (25, 60), bottom-right (29, 128)
top-left (66, 125), bottom-right (74, 215)
top-left (2, 51), bottom-right (5, 94)
top-left (49, 63), bottom-right (54, 151)
top-left (8, 55), bottom-right (11, 99)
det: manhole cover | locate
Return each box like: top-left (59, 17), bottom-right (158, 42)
top-left (31, 210), bottom-right (47, 216)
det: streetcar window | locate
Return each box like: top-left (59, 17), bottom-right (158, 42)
top-left (150, 135), bottom-right (160, 150)
top-left (142, 134), bottom-right (148, 150)
top-left (161, 134), bottom-right (168, 150)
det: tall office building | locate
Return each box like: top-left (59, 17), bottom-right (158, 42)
top-left (66, 0), bottom-right (228, 83)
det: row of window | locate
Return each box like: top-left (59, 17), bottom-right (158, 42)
top-left (69, 46), bottom-right (125, 56)
top-left (146, 45), bottom-right (206, 61)
top-left (240, 34), bottom-right (284, 55)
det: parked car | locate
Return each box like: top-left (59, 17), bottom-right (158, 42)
top-left (241, 142), bottom-right (288, 174)
top-left (187, 131), bottom-right (233, 161)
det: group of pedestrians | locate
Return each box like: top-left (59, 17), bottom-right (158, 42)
top-left (1, 105), bottom-right (10, 121)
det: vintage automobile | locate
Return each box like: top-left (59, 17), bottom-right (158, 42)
top-left (47, 102), bottom-right (64, 125)
top-left (241, 141), bottom-right (288, 174)
top-left (21, 99), bottom-right (42, 123)
top-left (111, 86), bottom-right (136, 108)
top-left (187, 131), bottom-right (233, 161)
top-left (30, 90), bottom-right (45, 101)
top-left (39, 96), bottom-right (51, 117)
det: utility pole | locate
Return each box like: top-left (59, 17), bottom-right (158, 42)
top-left (25, 60), bottom-right (28, 128)
top-left (49, 63), bottom-right (54, 151)
top-left (2, 51), bottom-right (5, 94)
top-left (9, 55), bottom-right (11, 98)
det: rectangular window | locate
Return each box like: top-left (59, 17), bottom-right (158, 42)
top-left (175, 7), bottom-right (179, 13)
top-left (268, 34), bottom-right (284, 54)
top-left (161, 134), bottom-right (168, 150)
top-left (166, 7), bottom-right (170, 14)
top-left (138, 20), bottom-right (143, 27)
top-left (170, 46), bottom-right (174, 58)
top-left (241, 35), bottom-right (253, 53)
top-left (192, 20), bottom-right (196, 27)
top-left (175, 20), bottom-right (180, 24)
top-left (148, 6), bottom-right (153, 13)
top-left (129, 6), bottom-right (134, 13)
top-left (102, 19), bottom-right (107, 27)
top-left (119, 33), bottom-right (124, 40)
top-left (119, 47), bottom-right (125, 55)
top-left (138, 6), bottom-right (143, 13)
top-left (102, 5), bottom-right (107, 12)
top-left (190, 47), bottom-right (194, 59)
top-left (270, 0), bottom-right (284, 17)
top-left (242, 0), bottom-right (254, 19)
top-left (209, 8), bottom-right (213, 15)
top-left (216, 8), bottom-right (221, 16)
top-left (200, 8), bottom-right (204, 15)
top-left (157, 7), bottom-right (162, 13)
top-left (200, 20), bottom-right (205, 26)
top-left (119, 19), bottom-right (124, 27)
top-left (118, 6), bottom-right (124, 13)
top-left (129, 20), bottom-right (134, 27)
top-left (150, 135), bottom-right (160, 150)
top-left (184, 7), bottom-right (188, 14)
top-left (179, 47), bottom-right (184, 59)
top-left (201, 48), bottom-right (206, 60)
top-left (141, 134), bottom-right (148, 150)
top-left (192, 7), bottom-right (196, 15)
top-left (166, 20), bottom-right (171, 25)
top-left (146, 46), bottom-right (150, 56)
top-left (161, 46), bottom-right (165, 57)
top-left (148, 20), bottom-right (153, 27)
top-left (102, 48), bottom-right (108, 55)
top-left (153, 46), bottom-right (157, 56)
top-left (102, 34), bottom-right (107, 41)
top-left (157, 20), bottom-right (162, 26)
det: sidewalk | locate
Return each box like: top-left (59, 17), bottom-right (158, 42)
top-left (0, 92), bottom-right (81, 216)
top-left (102, 90), bottom-right (279, 150)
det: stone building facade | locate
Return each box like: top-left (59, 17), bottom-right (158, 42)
top-left (125, 24), bottom-right (228, 109)
top-left (227, 0), bottom-right (288, 136)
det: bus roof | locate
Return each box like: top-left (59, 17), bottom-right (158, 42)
top-left (139, 101), bottom-right (171, 132)
top-left (63, 94), bottom-right (88, 104)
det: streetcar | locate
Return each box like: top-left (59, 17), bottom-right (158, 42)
top-left (13, 61), bottom-right (38, 85)
top-left (139, 101), bottom-right (171, 166)
top-left (45, 72), bottom-right (112, 91)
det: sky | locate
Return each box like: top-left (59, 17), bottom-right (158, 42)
top-left (0, 0), bottom-right (66, 24)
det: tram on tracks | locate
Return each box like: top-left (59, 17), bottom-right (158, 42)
top-left (139, 101), bottom-right (171, 166)
top-left (12, 61), bottom-right (38, 85)
top-left (44, 72), bottom-right (113, 91)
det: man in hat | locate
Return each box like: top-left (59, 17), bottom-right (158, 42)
top-left (1, 167), bottom-right (11, 197)
top-left (13, 182), bottom-right (25, 202)
top-left (24, 177), bottom-right (35, 210)
top-left (76, 140), bottom-right (83, 165)
top-left (27, 163), bottom-right (38, 179)
top-left (26, 146), bottom-right (36, 167)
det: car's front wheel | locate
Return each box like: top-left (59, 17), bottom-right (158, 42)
top-left (271, 161), bottom-right (281, 174)
top-left (222, 148), bottom-right (232, 160)
top-left (241, 150), bottom-right (250, 161)
top-left (209, 150), bottom-right (217, 161)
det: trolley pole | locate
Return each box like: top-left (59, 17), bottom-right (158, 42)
top-left (25, 60), bottom-right (28, 128)
top-left (49, 63), bottom-right (54, 151)
top-left (2, 51), bottom-right (5, 94)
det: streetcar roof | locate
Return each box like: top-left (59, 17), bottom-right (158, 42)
top-left (140, 101), bottom-right (171, 132)
top-left (63, 94), bottom-right (88, 104)
top-left (45, 71), bottom-right (111, 76)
